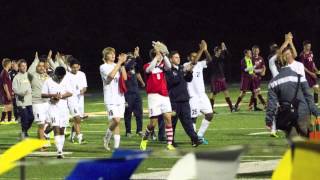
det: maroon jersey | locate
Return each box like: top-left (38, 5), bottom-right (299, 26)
top-left (300, 51), bottom-right (316, 73)
top-left (0, 69), bottom-right (13, 99)
top-left (252, 56), bottom-right (265, 77)
top-left (143, 62), bottom-right (168, 96)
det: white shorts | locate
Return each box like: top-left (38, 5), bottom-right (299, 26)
top-left (105, 104), bottom-right (125, 120)
top-left (189, 93), bottom-right (213, 118)
top-left (33, 102), bottom-right (49, 125)
top-left (48, 105), bottom-right (69, 128)
top-left (147, 93), bottom-right (172, 117)
top-left (67, 97), bottom-right (80, 117)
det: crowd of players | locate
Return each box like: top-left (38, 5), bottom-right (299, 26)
top-left (0, 32), bottom-right (318, 158)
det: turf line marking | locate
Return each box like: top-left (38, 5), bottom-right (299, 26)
top-left (247, 132), bottom-right (272, 135)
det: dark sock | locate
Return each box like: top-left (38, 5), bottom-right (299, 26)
top-left (210, 98), bottom-right (215, 109)
top-left (7, 111), bottom-right (12, 122)
top-left (225, 97), bottom-right (233, 111)
top-left (1, 112), bottom-right (7, 122)
top-left (235, 97), bottom-right (242, 108)
top-left (258, 94), bottom-right (266, 106)
top-left (314, 93), bottom-right (318, 104)
top-left (253, 98), bottom-right (258, 108)
top-left (249, 95), bottom-right (254, 107)
top-left (192, 118), bottom-right (197, 124)
top-left (143, 125), bottom-right (154, 140)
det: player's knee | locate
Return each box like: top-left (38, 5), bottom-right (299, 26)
top-left (205, 113), bottom-right (213, 121)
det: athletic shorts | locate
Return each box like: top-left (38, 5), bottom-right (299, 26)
top-left (306, 74), bottom-right (318, 88)
top-left (189, 93), bottom-right (213, 118)
top-left (67, 97), bottom-right (80, 117)
top-left (33, 102), bottom-right (49, 125)
top-left (211, 78), bottom-right (228, 94)
top-left (105, 104), bottom-right (125, 120)
top-left (147, 93), bottom-right (172, 117)
top-left (253, 76), bottom-right (262, 90)
top-left (48, 105), bottom-right (69, 128)
top-left (240, 76), bottom-right (256, 91)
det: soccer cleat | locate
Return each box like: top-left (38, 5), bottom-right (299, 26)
top-left (233, 106), bottom-right (240, 112)
top-left (166, 144), bottom-right (176, 151)
top-left (198, 136), bottom-right (208, 145)
top-left (57, 151), bottom-right (64, 159)
top-left (140, 139), bottom-right (148, 151)
top-left (270, 132), bottom-right (279, 138)
top-left (103, 137), bottom-right (111, 151)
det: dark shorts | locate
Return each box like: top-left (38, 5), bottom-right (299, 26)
top-left (253, 76), bottom-right (262, 89)
top-left (240, 76), bottom-right (256, 91)
top-left (1, 95), bottom-right (12, 105)
top-left (211, 78), bottom-right (228, 94)
top-left (306, 74), bottom-right (317, 88)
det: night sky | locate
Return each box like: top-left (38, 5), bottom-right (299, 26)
top-left (1, 0), bottom-right (320, 88)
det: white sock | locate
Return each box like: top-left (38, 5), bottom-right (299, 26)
top-left (54, 136), bottom-right (60, 151)
top-left (271, 121), bottom-right (276, 133)
top-left (60, 135), bottom-right (65, 152)
top-left (104, 128), bottom-right (113, 143)
top-left (114, 134), bottom-right (121, 149)
top-left (193, 123), bottom-right (196, 132)
top-left (197, 119), bottom-right (210, 137)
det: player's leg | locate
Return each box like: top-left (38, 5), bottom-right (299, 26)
top-left (7, 103), bottom-right (13, 123)
top-left (124, 94), bottom-right (134, 137)
top-left (170, 103), bottom-right (178, 146)
top-left (54, 126), bottom-right (66, 159)
top-left (234, 91), bottom-right (246, 111)
top-left (235, 77), bottom-right (250, 111)
top-left (1, 104), bottom-right (8, 124)
top-left (223, 90), bottom-right (233, 112)
top-left (140, 117), bottom-right (157, 150)
top-left (197, 94), bottom-right (214, 144)
top-left (133, 93), bottom-right (143, 136)
top-left (104, 104), bottom-right (124, 150)
top-left (163, 112), bottom-right (175, 150)
top-left (179, 101), bottom-right (200, 147)
top-left (112, 117), bottom-right (121, 149)
top-left (189, 96), bottom-right (200, 131)
top-left (313, 85), bottom-right (319, 105)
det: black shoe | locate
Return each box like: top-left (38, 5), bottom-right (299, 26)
top-left (233, 106), bottom-right (240, 112)
top-left (192, 139), bottom-right (202, 147)
top-left (57, 151), bottom-right (64, 159)
top-left (254, 107), bottom-right (263, 111)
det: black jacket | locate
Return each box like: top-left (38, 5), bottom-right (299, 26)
top-left (165, 65), bottom-right (193, 102)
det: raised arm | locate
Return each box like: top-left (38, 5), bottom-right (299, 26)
top-left (28, 52), bottom-right (39, 74)
top-left (287, 32), bottom-right (297, 58)
top-left (202, 40), bottom-right (212, 63)
top-left (193, 42), bottom-right (205, 64)
top-left (106, 53), bottom-right (127, 84)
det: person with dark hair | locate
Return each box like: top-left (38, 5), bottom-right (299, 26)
top-left (266, 34), bottom-right (320, 143)
top-left (123, 47), bottom-right (145, 137)
top-left (249, 45), bottom-right (266, 111)
top-left (268, 43), bottom-right (281, 78)
top-left (166, 51), bottom-right (201, 147)
top-left (12, 59), bottom-right (34, 138)
top-left (0, 58), bottom-right (13, 124)
top-left (184, 40), bottom-right (213, 145)
top-left (28, 52), bottom-right (51, 149)
top-left (299, 40), bottom-right (320, 105)
top-left (41, 66), bottom-right (72, 158)
top-left (234, 49), bottom-right (257, 111)
top-left (140, 41), bottom-right (175, 151)
top-left (9, 60), bottom-right (19, 123)
top-left (208, 42), bottom-right (234, 113)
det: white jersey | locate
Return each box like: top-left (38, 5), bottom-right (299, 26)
top-left (269, 55), bottom-right (279, 78)
top-left (41, 77), bottom-right (72, 109)
top-left (183, 60), bottom-right (207, 97)
top-left (100, 63), bottom-right (125, 105)
top-left (288, 60), bottom-right (306, 77)
top-left (76, 71), bottom-right (88, 90)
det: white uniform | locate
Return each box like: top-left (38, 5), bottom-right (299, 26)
top-left (184, 61), bottom-right (212, 118)
top-left (33, 102), bottom-right (49, 124)
top-left (41, 78), bottom-right (72, 127)
top-left (63, 72), bottom-right (80, 117)
top-left (288, 60), bottom-right (306, 77)
top-left (75, 71), bottom-right (87, 117)
top-left (100, 63), bottom-right (125, 120)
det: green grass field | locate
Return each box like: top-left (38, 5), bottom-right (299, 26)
top-left (0, 83), bottom-right (289, 179)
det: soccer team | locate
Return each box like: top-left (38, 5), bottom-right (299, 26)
top-left (0, 33), bottom-right (318, 158)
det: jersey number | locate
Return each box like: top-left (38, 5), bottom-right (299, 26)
top-left (192, 109), bottom-right (197, 115)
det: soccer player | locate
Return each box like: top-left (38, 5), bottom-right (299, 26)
top-left (67, 58), bottom-right (86, 144)
top-left (42, 67), bottom-right (72, 159)
top-left (140, 41), bottom-right (175, 151)
top-left (184, 40), bottom-right (213, 144)
top-left (124, 47), bottom-right (145, 137)
top-left (249, 45), bottom-right (266, 111)
top-left (234, 49), bottom-right (256, 111)
top-left (0, 58), bottom-right (13, 124)
top-left (208, 42), bottom-right (234, 112)
top-left (166, 51), bottom-right (201, 147)
top-left (9, 60), bottom-right (19, 123)
top-left (28, 52), bottom-right (51, 148)
top-left (12, 59), bottom-right (34, 138)
top-left (299, 40), bottom-right (319, 105)
top-left (75, 65), bottom-right (88, 119)
top-left (100, 47), bottom-right (127, 151)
